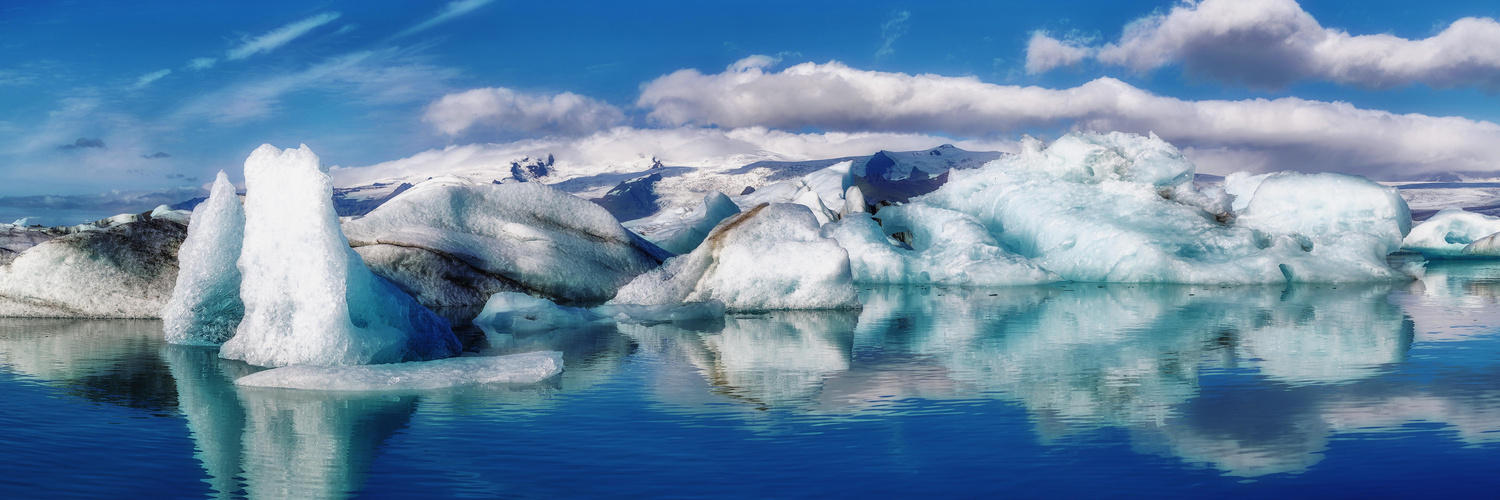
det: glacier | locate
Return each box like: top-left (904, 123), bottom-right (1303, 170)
top-left (343, 179), bottom-right (670, 307)
top-left (161, 171), bottom-right (245, 345)
top-left (610, 203), bottom-right (859, 311)
top-left (220, 145), bottom-right (460, 367)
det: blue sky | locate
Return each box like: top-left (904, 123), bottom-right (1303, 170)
top-left (3, 0), bottom-right (1500, 223)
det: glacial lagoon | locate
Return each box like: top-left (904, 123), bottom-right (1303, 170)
top-left (4, 262), bottom-right (1500, 498)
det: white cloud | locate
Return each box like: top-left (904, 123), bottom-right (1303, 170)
top-left (395, 0), bottom-right (495, 38)
top-left (226, 11), bottom-right (341, 61)
top-left (174, 49), bottom-right (457, 124)
top-left (1025, 31), bottom-right (1093, 74)
top-left (637, 57), bottom-right (1500, 178)
top-left (423, 87), bottom-right (626, 136)
top-left (877, 11), bottom-right (911, 60)
top-left (132, 69), bottom-right (171, 88)
top-left (330, 126), bottom-right (1010, 187)
top-left (1042, 0), bottom-right (1500, 89)
top-left (187, 57), bottom-right (217, 70)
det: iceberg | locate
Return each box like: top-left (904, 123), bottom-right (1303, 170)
top-left (220, 144), bottom-right (459, 367)
top-left (343, 180), bottom-right (670, 307)
top-left (1464, 233), bottom-right (1500, 256)
top-left (0, 217), bottom-right (186, 318)
top-left (625, 191), bottom-right (742, 255)
top-left (234, 351), bottom-right (564, 391)
top-left (0, 223), bottom-right (57, 266)
top-left (610, 203), bottom-right (859, 311)
top-left (1401, 208), bottom-right (1500, 258)
top-left (917, 132), bottom-right (1412, 284)
top-left (161, 171), bottom-right (245, 345)
top-left (821, 204), bottom-right (1058, 286)
top-left (472, 292), bottom-right (605, 333)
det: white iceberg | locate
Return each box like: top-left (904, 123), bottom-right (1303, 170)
top-left (234, 351), bottom-right (563, 391)
top-left (1402, 208), bottom-right (1500, 258)
top-left (162, 171), bottom-right (245, 345)
top-left (611, 203), bottom-right (858, 311)
top-left (0, 218), bottom-right (186, 318)
top-left (625, 191), bottom-right (742, 255)
top-left (472, 292), bottom-right (605, 333)
top-left (821, 204), bottom-right (1058, 286)
top-left (220, 144), bottom-right (459, 367)
top-left (343, 180), bottom-right (669, 306)
top-left (917, 132), bottom-right (1411, 284)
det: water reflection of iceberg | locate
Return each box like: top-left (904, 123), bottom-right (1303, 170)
top-left (0, 318), bottom-right (177, 412)
top-left (1396, 261), bottom-right (1500, 342)
top-left (626, 283), bottom-right (1433, 477)
top-left (621, 311), bottom-right (857, 409)
top-left (0, 318), bottom-right (624, 498)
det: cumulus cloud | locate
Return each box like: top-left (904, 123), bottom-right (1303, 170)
top-left (57, 137), bottom-right (106, 150)
top-left (226, 11), bottom-right (341, 60)
top-left (637, 57), bottom-right (1500, 178)
top-left (142, 152), bottom-right (170, 159)
top-left (1025, 31), bottom-right (1093, 74)
top-left (133, 69), bottom-right (171, 88)
top-left (331, 125), bottom-right (1013, 187)
top-left (396, 0), bottom-right (494, 38)
top-left (876, 11), bottom-right (911, 60)
top-left (1037, 0), bottom-right (1500, 89)
top-left (423, 87), bottom-right (626, 136)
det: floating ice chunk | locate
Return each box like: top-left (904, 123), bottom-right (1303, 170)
top-left (629, 191), bottom-right (742, 255)
top-left (150, 204), bottom-right (193, 225)
top-left (1235, 172), bottom-right (1412, 280)
top-left (1463, 231), bottom-right (1500, 256)
top-left (0, 218), bottom-right (186, 317)
top-left (822, 206), bottom-right (1057, 286)
top-left (221, 144), bottom-right (458, 367)
top-left (234, 351), bottom-right (564, 391)
top-left (918, 132), bottom-right (1411, 283)
top-left (472, 292), bottom-right (604, 333)
top-left (593, 300), bottom-right (726, 324)
top-left (611, 203), bottom-right (859, 310)
top-left (343, 180), bottom-right (669, 306)
top-left (1402, 208), bottom-right (1500, 259)
top-left (162, 171), bottom-right (245, 345)
top-left (472, 291), bottom-right (724, 337)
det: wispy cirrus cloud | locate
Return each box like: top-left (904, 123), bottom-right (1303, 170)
top-left (876, 10), bottom-right (911, 60)
top-left (226, 11), bottom-right (342, 61)
top-left (132, 69), bottom-right (171, 88)
top-left (395, 0), bottom-right (495, 38)
top-left (174, 48), bottom-right (459, 124)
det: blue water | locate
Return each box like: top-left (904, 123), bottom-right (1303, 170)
top-left (4, 263), bottom-right (1500, 498)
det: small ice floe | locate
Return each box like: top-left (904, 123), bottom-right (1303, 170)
top-left (234, 351), bottom-right (564, 391)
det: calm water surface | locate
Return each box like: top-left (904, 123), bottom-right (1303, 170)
top-left (4, 262), bottom-right (1500, 498)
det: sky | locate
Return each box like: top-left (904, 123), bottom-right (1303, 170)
top-left (3, 0), bottom-right (1500, 224)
